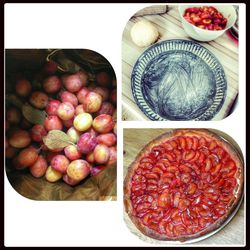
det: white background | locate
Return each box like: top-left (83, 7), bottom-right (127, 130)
top-left (4, 3), bottom-right (246, 247)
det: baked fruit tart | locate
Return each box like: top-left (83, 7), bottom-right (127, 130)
top-left (124, 129), bottom-right (243, 242)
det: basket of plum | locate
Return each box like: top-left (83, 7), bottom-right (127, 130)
top-left (5, 49), bottom-right (117, 201)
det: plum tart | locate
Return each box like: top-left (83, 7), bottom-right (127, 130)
top-left (124, 129), bottom-right (243, 242)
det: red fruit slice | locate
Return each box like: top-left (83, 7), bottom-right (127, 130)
top-left (173, 149), bottom-right (182, 161)
top-left (212, 178), bottom-right (225, 188)
top-left (197, 152), bottom-right (206, 164)
top-left (189, 151), bottom-right (200, 162)
top-left (192, 195), bottom-right (202, 205)
top-left (181, 173), bottom-right (191, 183)
top-left (186, 183), bottom-right (197, 195)
top-left (202, 197), bottom-right (215, 206)
top-left (208, 154), bottom-right (219, 167)
top-left (146, 184), bottom-right (158, 192)
top-left (189, 163), bottom-right (201, 175)
top-left (221, 160), bottom-right (236, 175)
top-left (169, 140), bottom-right (178, 149)
top-left (192, 137), bottom-right (199, 150)
top-left (201, 172), bottom-right (212, 183)
top-left (197, 206), bottom-right (211, 217)
top-left (197, 180), bottom-right (209, 190)
top-left (131, 183), bottom-right (146, 192)
top-left (155, 160), bottom-right (169, 171)
top-left (132, 174), bottom-right (146, 183)
top-left (173, 192), bottom-right (181, 207)
top-left (202, 18), bottom-right (212, 25)
top-left (220, 194), bottom-right (233, 203)
top-left (147, 179), bottom-right (158, 185)
top-left (152, 167), bottom-right (164, 175)
top-left (166, 166), bottom-right (179, 173)
top-left (189, 208), bottom-right (198, 220)
top-left (200, 146), bottom-right (210, 156)
top-left (165, 223), bottom-right (175, 237)
top-left (178, 199), bottom-right (190, 211)
top-left (142, 213), bottom-right (152, 225)
top-left (209, 140), bottom-right (217, 151)
top-left (170, 208), bottom-right (179, 219)
top-left (192, 15), bottom-right (202, 23)
top-left (209, 193), bottom-right (220, 202)
top-left (136, 202), bottom-right (151, 213)
top-left (179, 164), bottom-right (192, 173)
top-left (199, 217), bottom-right (212, 228)
top-left (186, 137), bottom-right (193, 150)
top-left (198, 137), bottom-right (207, 148)
top-left (164, 142), bottom-right (173, 151)
top-left (132, 195), bottom-right (143, 205)
top-left (200, 13), bottom-right (210, 19)
top-left (164, 152), bottom-right (175, 162)
top-left (158, 193), bottom-right (172, 208)
top-left (174, 224), bottom-right (186, 236)
top-left (152, 145), bottom-right (165, 156)
top-left (135, 167), bottom-right (144, 175)
top-left (221, 154), bottom-right (231, 164)
top-left (183, 150), bottom-right (196, 161)
top-left (171, 179), bottom-right (182, 189)
top-left (211, 163), bottom-right (222, 175)
top-left (162, 172), bottom-right (174, 178)
top-left (179, 137), bottom-right (186, 149)
top-left (222, 178), bottom-right (237, 194)
top-left (215, 147), bottom-right (225, 160)
top-left (159, 219), bottom-right (167, 233)
top-left (214, 204), bottom-right (226, 216)
top-left (140, 156), bottom-right (155, 164)
top-left (204, 158), bottom-right (212, 172)
top-left (140, 162), bottom-right (154, 170)
top-left (224, 168), bottom-right (237, 178)
top-left (181, 210), bottom-right (193, 226)
top-left (144, 173), bottom-right (159, 180)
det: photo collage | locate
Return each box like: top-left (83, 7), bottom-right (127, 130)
top-left (4, 3), bottom-right (245, 247)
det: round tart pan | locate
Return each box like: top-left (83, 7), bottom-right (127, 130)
top-left (123, 129), bottom-right (244, 244)
top-left (131, 40), bottom-right (227, 121)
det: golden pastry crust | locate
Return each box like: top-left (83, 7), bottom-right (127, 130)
top-left (124, 129), bottom-right (243, 242)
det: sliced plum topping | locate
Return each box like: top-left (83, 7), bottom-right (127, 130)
top-left (129, 135), bottom-right (238, 237)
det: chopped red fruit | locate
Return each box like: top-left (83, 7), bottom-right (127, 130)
top-left (183, 6), bottom-right (227, 30)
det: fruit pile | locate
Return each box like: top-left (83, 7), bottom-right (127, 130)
top-left (183, 6), bottom-right (227, 31)
top-left (6, 60), bottom-right (117, 186)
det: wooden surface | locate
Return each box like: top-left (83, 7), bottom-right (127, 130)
top-left (122, 5), bottom-right (238, 121)
top-left (123, 129), bottom-right (244, 245)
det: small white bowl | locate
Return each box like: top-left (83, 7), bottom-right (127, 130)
top-left (178, 5), bottom-right (237, 42)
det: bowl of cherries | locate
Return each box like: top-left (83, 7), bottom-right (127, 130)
top-left (179, 5), bottom-right (237, 42)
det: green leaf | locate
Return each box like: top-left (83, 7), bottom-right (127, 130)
top-left (22, 103), bottom-right (46, 125)
top-left (6, 94), bottom-right (23, 109)
top-left (43, 130), bottom-right (74, 150)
